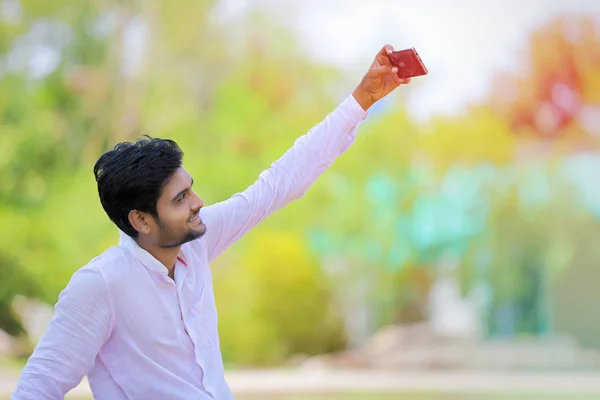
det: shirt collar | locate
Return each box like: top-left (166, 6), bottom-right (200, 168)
top-left (119, 231), bottom-right (188, 276)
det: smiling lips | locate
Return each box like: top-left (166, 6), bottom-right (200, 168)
top-left (187, 211), bottom-right (201, 224)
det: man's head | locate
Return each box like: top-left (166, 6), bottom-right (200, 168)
top-left (93, 136), bottom-right (206, 249)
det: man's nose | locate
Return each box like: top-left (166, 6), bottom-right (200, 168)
top-left (191, 191), bottom-right (204, 209)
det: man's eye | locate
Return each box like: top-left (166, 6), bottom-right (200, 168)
top-left (178, 193), bottom-right (186, 202)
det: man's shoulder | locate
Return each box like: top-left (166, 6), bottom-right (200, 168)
top-left (65, 245), bottom-right (138, 299)
top-left (77, 244), bottom-right (133, 280)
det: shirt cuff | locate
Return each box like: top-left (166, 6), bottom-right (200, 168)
top-left (336, 94), bottom-right (368, 132)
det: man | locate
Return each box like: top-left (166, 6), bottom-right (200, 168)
top-left (12, 44), bottom-right (411, 399)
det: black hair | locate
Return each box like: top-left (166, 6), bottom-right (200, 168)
top-left (93, 136), bottom-right (184, 238)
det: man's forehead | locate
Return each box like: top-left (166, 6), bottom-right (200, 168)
top-left (172, 167), bottom-right (192, 182)
top-left (164, 168), bottom-right (192, 191)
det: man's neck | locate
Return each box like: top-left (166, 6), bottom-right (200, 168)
top-left (138, 240), bottom-right (180, 280)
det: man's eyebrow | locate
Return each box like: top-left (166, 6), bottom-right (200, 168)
top-left (171, 178), bottom-right (194, 202)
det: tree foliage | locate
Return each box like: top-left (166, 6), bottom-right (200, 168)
top-left (1, 2), bottom-right (600, 362)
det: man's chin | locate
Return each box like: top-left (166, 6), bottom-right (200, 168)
top-left (182, 226), bottom-right (206, 244)
top-left (191, 222), bottom-right (207, 238)
top-left (161, 226), bottom-right (206, 249)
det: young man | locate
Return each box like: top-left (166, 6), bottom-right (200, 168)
top-left (12, 45), bottom-right (411, 399)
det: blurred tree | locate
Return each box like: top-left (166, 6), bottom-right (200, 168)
top-left (0, 253), bottom-right (39, 336)
top-left (0, 0), bottom-right (226, 330)
top-left (212, 230), bottom-right (346, 367)
top-left (453, 14), bottom-right (600, 339)
top-left (6, 0), bottom-right (597, 366)
top-left (417, 106), bottom-right (517, 173)
top-left (457, 162), bottom-right (600, 338)
top-left (303, 100), bottom-right (517, 343)
top-left (489, 15), bottom-right (600, 144)
top-left (0, 0), bottom-right (117, 333)
top-left (0, 0), bottom-right (363, 365)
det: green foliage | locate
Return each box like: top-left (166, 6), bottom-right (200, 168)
top-left (0, 253), bottom-right (38, 335)
top-left (0, 0), bottom-right (351, 364)
top-left (455, 164), bottom-right (600, 336)
top-left (213, 231), bottom-right (346, 366)
top-left (1, 0), bottom-right (600, 364)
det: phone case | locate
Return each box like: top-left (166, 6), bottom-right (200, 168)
top-left (388, 48), bottom-right (428, 79)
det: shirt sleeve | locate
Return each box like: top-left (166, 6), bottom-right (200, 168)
top-left (11, 266), bottom-right (113, 400)
top-left (200, 94), bottom-right (368, 262)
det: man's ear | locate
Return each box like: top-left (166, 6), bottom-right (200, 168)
top-left (128, 210), bottom-right (152, 235)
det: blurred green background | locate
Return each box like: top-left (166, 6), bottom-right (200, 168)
top-left (2, 0), bottom-right (600, 397)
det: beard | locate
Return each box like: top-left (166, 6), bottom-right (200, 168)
top-left (156, 218), bottom-right (206, 249)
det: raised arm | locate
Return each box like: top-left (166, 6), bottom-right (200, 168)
top-left (200, 44), bottom-right (408, 261)
top-left (11, 266), bottom-right (112, 399)
top-left (200, 94), bottom-right (365, 261)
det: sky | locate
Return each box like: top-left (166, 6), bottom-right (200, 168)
top-left (214, 0), bottom-right (600, 121)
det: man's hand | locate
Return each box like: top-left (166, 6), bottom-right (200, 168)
top-left (352, 44), bottom-right (410, 111)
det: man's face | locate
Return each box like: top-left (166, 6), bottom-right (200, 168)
top-left (152, 167), bottom-right (206, 248)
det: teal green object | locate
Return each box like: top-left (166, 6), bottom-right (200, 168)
top-left (365, 174), bottom-right (398, 206)
top-left (309, 167), bottom-right (491, 272)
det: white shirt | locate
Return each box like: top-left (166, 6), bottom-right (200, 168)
top-left (11, 95), bottom-right (367, 399)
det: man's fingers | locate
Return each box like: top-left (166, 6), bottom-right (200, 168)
top-left (371, 64), bottom-right (398, 77)
top-left (374, 44), bottom-right (394, 66)
top-left (371, 65), bottom-right (412, 86)
top-left (378, 44), bottom-right (394, 57)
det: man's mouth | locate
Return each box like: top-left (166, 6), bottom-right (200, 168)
top-left (187, 211), bottom-right (201, 224)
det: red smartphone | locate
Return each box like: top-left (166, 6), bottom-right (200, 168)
top-left (387, 47), bottom-right (428, 79)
